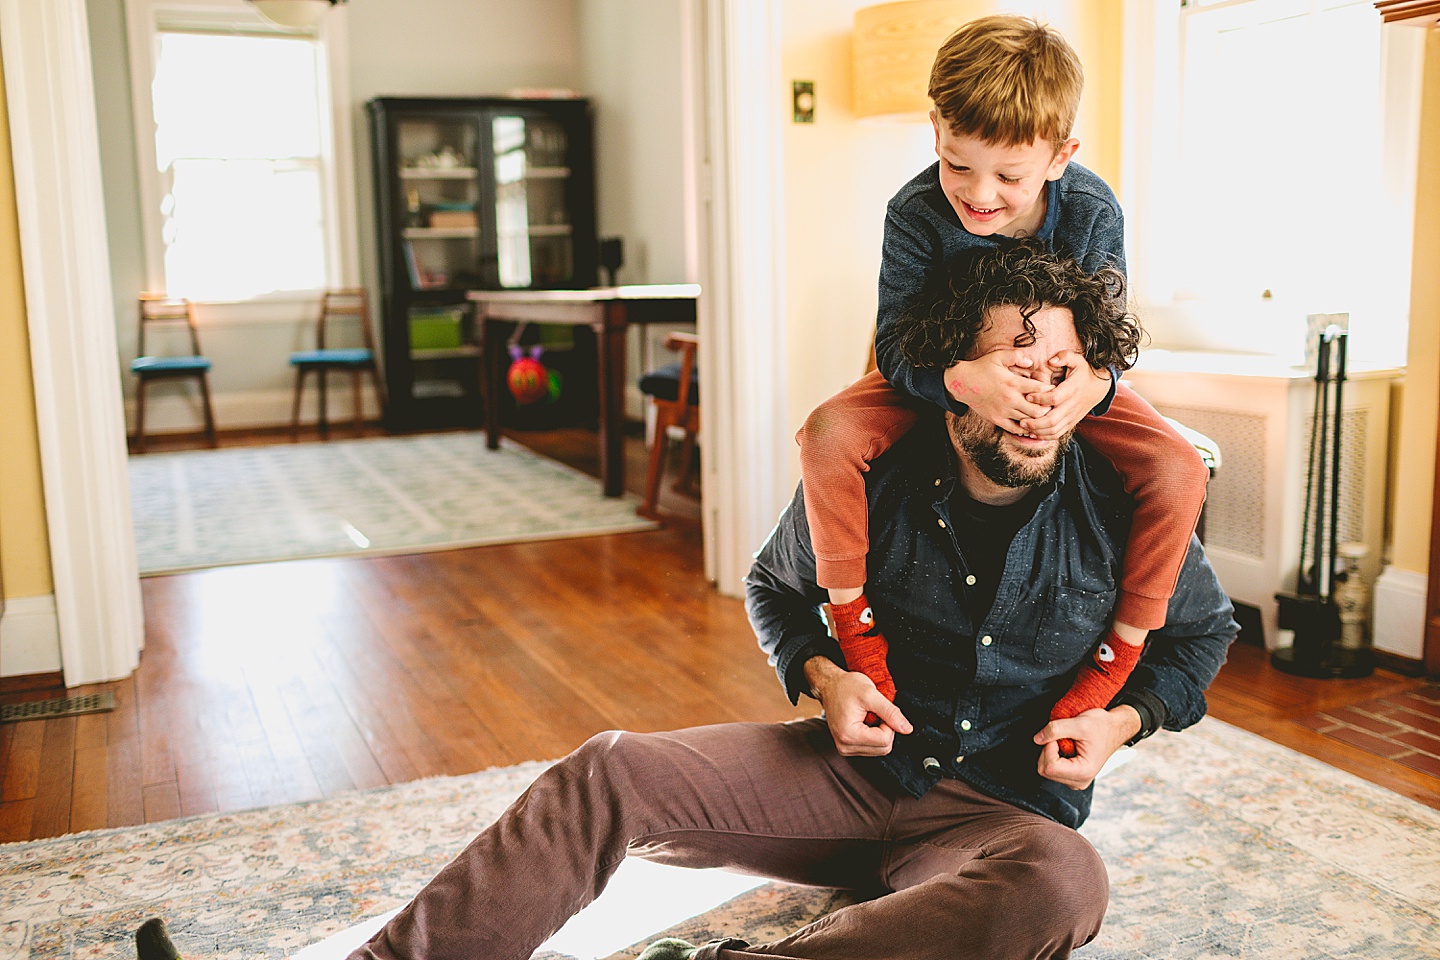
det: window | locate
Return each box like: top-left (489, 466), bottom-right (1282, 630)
top-left (127, 0), bottom-right (350, 301)
top-left (1125, 0), bottom-right (1421, 367)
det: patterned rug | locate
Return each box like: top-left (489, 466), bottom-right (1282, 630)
top-left (128, 433), bottom-right (657, 575)
top-left (3, 718), bottom-right (1439, 960)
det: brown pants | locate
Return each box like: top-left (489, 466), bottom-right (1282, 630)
top-left (349, 719), bottom-right (1108, 960)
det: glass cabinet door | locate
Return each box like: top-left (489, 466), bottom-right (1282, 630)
top-left (490, 113), bottom-right (575, 288)
top-left (395, 116), bottom-right (484, 290)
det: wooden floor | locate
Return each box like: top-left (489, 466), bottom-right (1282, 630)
top-left (2, 426), bottom-right (1437, 841)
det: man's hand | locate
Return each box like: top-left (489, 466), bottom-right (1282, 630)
top-left (1033, 704), bottom-right (1141, 790)
top-left (944, 350), bottom-right (1052, 436)
top-left (805, 656), bottom-right (912, 757)
top-left (1018, 350), bottom-right (1111, 440)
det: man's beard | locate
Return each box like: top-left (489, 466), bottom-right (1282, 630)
top-left (947, 412), bottom-right (1071, 488)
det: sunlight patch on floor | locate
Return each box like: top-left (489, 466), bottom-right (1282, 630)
top-left (292, 860), bottom-right (765, 960)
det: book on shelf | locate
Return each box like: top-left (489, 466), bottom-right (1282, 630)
top-left (402, 239), bottom-right (422, 288)
top-left (402, 239), bottom-right (450, 289)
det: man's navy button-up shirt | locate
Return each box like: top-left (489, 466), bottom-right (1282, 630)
top-left (744, 415), bottom-right (1236, 828)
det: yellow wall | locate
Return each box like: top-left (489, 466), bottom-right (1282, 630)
top-left (0, 59), bottom-right (55, 601)
top-left (1068, 0), bottom-right (1122, 188)
top-left (1391, 26), bottom-right (1440, 576)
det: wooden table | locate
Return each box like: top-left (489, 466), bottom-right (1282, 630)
top-left (467, 284), bottom-right (701, 497)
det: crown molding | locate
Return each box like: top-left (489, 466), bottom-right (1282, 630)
top-left (1374, 1), bottom-right (1440, 25)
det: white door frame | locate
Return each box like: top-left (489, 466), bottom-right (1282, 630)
top-left (0, 0), bottom-right (144, 686)
top-left (695, 0), bottom-right (790, 596)
top-left (2, 0), bottom-right (787, 685)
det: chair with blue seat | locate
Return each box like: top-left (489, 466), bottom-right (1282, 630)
top-left (132, 294), bottom-right (216, 453)
top-left (637, 331), bottom-right (699, 520)
top-left (289, 289), bottom-right (385, 439)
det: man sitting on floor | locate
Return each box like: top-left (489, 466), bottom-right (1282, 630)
top-left (136, 242), bottom-right (1236, 960)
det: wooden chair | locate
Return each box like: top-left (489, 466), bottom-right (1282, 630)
top-left (637, 332), bottom-right (700, 520)
top-left (132, 294), bottom-right (216, 453)
top-left (289, 289), bottom-right (386, 439)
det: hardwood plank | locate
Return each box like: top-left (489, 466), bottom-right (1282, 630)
top-left (245, 666), bottom-right (328, 801)
top-left (0, 799), bottom-right (35, 843)
top-left (0, 719), bottom-right (44, 803)
top-left (106, 677), bottom-right (145, 828)
top-left (142, 780), bottom-right (182, 824)
top-left (0, 722), bottom-right (14, 792)
top-left (31, 716), bottom-right (77, 839)
top-left (309, 602), bottom-right (442, 783)
top-left (70, 694), bottom-right (111, 834)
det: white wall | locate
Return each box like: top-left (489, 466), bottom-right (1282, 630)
top-left (347, 0), bottom-right (584, 367)
top-left (577, 0), bottom-right (697, 418)
top-left (577, 0), bottom-right (693, 287)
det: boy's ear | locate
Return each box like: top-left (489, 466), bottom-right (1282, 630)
top-left (930, 110), bottom-right (942, 150)
top-left (1046, 138), bottom-right (1081, 181)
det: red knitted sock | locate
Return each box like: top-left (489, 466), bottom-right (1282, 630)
top-left (827, 593), bottom-right (896, 723)
top-left (1050, 630), bottom-right (1143, 758)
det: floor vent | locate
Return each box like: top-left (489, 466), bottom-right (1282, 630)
top-left (0, 692), bottom-right (116, 723)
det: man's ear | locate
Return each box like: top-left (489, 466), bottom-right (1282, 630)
top-left (930, 110), bottom-right (942, 154)
top-left (1046, 138), bottom-right (1080, 181)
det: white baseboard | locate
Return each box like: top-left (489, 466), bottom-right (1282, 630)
top-left (0, 593), bottom-right (63, 677)
top-left (1372, 566), bottom-right (1427, 661)
top-left (126, 385), bottom-right (382, 434)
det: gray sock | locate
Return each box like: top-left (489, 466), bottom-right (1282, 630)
top-left (135, 918), bottom-right (182, 960)
top-left (636, 937), bottom-right (699, 960)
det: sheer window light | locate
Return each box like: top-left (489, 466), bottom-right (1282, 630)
top-left (1136, 0), bottom-right (1409, 366)
top-left (151, 30), bottom-right (329, 300)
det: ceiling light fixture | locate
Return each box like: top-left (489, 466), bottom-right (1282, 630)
top-left (247, 0), bottom-right (347, 30)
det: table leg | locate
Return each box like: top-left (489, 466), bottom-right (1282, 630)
top-left (597, 302), bottom-right (627, 497)
top-left (484, 314), bottom-right (503, 450)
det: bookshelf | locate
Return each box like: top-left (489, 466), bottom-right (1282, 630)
top-left (368, 96), bottom-right (597, 430)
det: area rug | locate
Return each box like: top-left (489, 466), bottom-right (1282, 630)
top-left (128, 433), bottom-right (657, 575)
top-left (4, 718), bottom-right (1440, 960)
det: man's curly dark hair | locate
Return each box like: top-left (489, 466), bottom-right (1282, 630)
top-left (896, 240), bottom-right (1143, 372)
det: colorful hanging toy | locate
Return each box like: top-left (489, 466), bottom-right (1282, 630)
top-left (507, 344), bottom-right (562, 406)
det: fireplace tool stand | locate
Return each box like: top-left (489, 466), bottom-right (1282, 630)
top-left (1271, 324), bottom-right (1373, 679)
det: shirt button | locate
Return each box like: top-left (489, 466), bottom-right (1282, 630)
top-left (934, 478), bottom-right (941, 486)
top-left (937, 519), bottom-right (946, 529)
top-left (981, 635), bottom-right (993, 646)
top-left (922, 757), bottom-right (941, 773)
top-left (960, 719), bottom-right (972, 731)
top-left (965, 575), bottom-right (976, 586)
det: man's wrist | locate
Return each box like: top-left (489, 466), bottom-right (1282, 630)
top-left (1111, 688), bottom-right (1165, 745)
top-left (1108, 704), bottom-right (1143, 748)
top-left (803, 654), bottom-right (845, 699)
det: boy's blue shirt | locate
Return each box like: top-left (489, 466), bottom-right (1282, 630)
top-left (875, 160), bottom-right (1126, 412)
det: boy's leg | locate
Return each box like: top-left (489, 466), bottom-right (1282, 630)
top-left (1056, 384), bottom-right (1210, 755)
top-left (796, 370), bottom-right (918, 713)
top-left (350, 719), bottom-right (896, 960)
top-left (1073, 383), bottom-right (1209, 629)
top-left (692, 776), bottom-right (1109, 960)
top-left (795, 370), bottom-right (918, 591)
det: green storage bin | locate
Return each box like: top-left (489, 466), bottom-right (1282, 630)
top-left (409, 309), bottom-right (464, 350)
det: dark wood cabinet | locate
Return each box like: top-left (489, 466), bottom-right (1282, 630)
top-left (368, 96), bottom-right (597, 430)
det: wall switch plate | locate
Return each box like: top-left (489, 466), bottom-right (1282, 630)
top-left (792, 81), bottom-right (815, 123)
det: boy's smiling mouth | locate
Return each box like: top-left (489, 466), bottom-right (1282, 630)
top-left (962, 201), bottom-right (1003, 220)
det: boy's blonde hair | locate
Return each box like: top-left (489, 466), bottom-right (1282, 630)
top-left (928, 14), bottom-right (1083, 151)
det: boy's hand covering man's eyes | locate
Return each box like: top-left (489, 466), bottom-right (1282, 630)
top-left (1018, 350), bottom-right (1111, 440)
top-left (944, 349), bottom-right (1052, 435)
